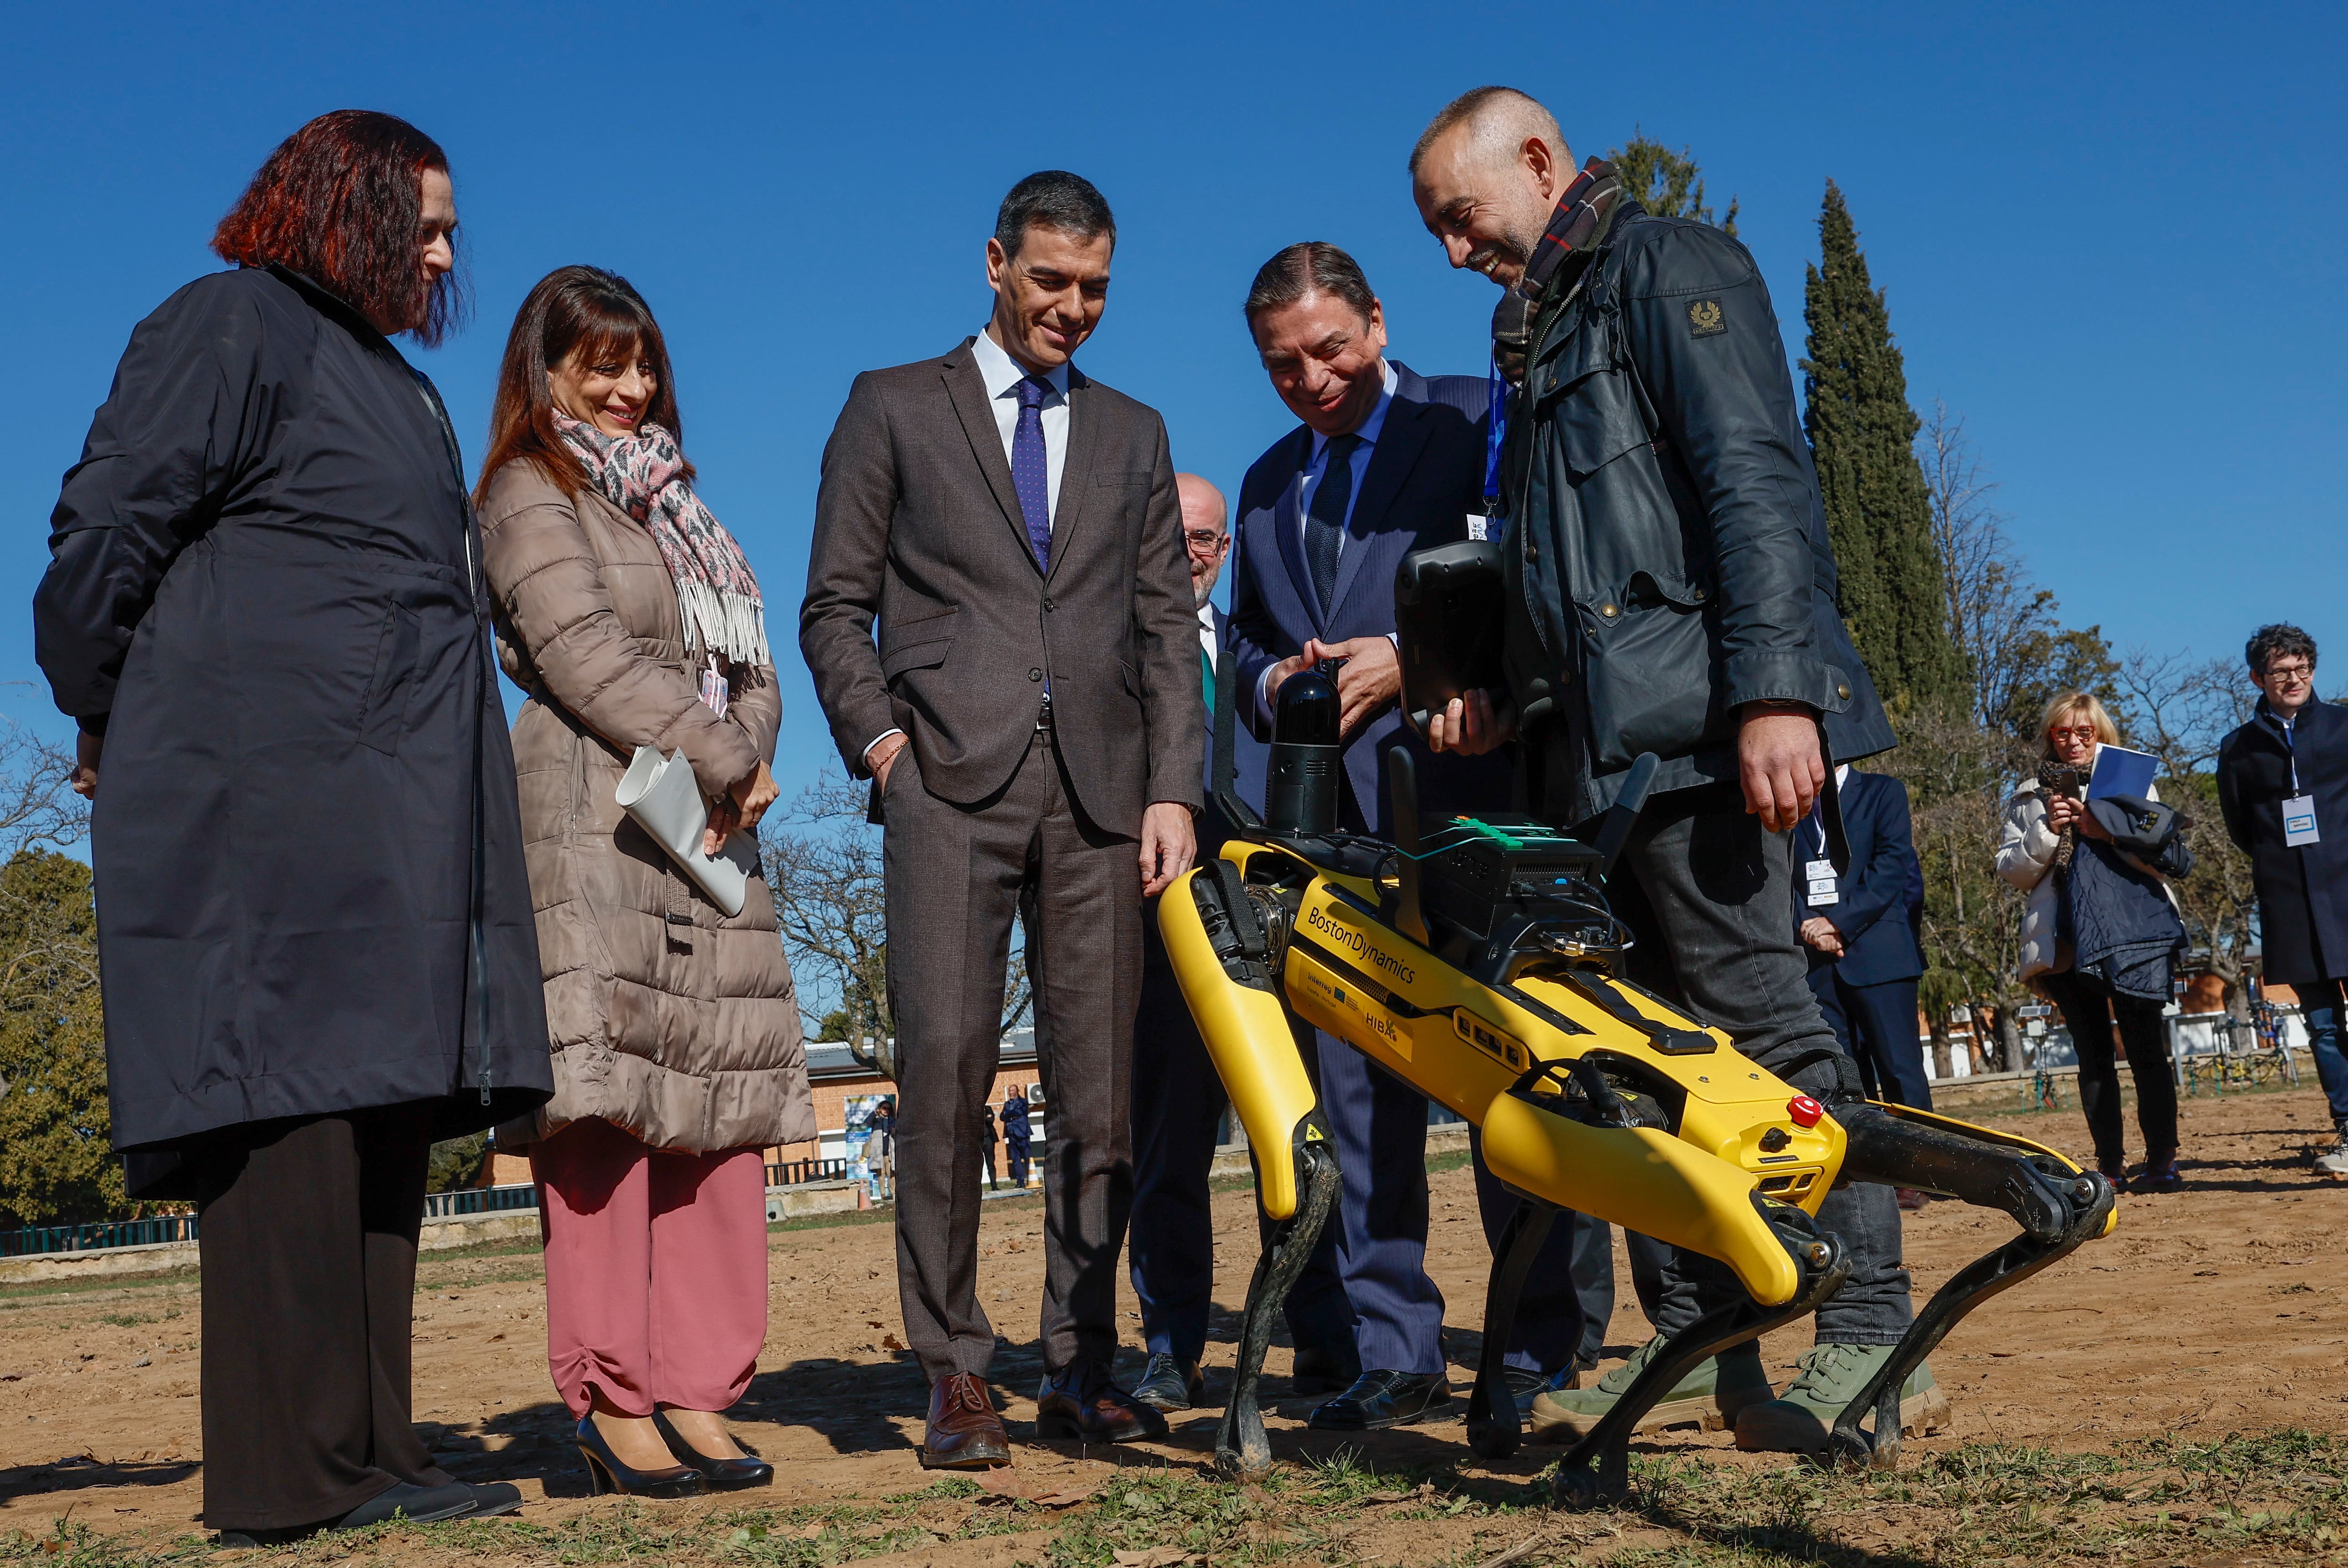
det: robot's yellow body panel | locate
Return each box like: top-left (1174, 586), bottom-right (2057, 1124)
top-left (1160, 810), bottom-right (2114, 1497)
top-left (1163, 841), bottom-right (1843, 1306)
top-left (1153, 858), bottom-right (1328, 1222)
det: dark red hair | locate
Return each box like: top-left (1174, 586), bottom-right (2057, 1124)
top-left (212, 110), bottom-right (463, 345)
top-left (474, 266), bottom-right (687, 509)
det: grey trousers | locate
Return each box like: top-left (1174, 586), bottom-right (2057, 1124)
top-left (882, 729), bottom-right (1143, 1382)
top-left (1606, 785), bottom-right (1913, 1346)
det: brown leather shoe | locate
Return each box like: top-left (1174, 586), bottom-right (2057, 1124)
top-left (920, 1372), bottom-right (1012, 1468)
top-left (1035, 1363), bottom-right (1170, 1443)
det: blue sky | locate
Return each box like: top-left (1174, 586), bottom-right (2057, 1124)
top-left (11, 1), bottom-right (2342, 803)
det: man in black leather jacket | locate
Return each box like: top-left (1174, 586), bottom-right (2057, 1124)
top-left (1405, 87), bottom-right (1943, 1456)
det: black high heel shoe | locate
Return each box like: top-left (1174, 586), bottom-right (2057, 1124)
top-left (653, 1409), bottom-right (775, 1490)
top-left (574, 1412), bottom-right (705, 1498)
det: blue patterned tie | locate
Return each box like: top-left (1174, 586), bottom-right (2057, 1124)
top-left (1011, 376), bottom-right (1052, 571)
top-left (1305, 433), bottom-right (1361, 618)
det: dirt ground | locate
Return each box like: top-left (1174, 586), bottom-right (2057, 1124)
top-left (3, 1084), bottom-right (2344, 1566)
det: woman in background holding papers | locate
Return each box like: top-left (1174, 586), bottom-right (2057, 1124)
top-left (1997, 691), bottom-right (2187, 1193)
top-left (476, 266), bottom-right (811, 1496)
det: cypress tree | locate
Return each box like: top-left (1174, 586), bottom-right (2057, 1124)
top-left (1801, 180), bottom-right (1964, 710)
top-left (1607, 131), bottom-right (1738, 235)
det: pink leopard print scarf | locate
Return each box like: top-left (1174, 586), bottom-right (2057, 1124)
top-left (555, 412), bottom-right (770, 669)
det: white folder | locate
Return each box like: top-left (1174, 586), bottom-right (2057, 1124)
top-left (614, 745), bottom-right (751, 918)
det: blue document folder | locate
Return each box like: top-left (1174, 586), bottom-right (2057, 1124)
top-left (2085, 744), bottom-right (2158, 801)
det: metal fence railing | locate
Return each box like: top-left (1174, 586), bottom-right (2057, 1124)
top-left (421, 1184), bottom-right (542, 1221)
top-left (767, 1158), bottom-right (849, 1188)
top-left (0, 1212), bottom-right (201, 1258)
top-left (5, 1164), bottom-right (870, 1259)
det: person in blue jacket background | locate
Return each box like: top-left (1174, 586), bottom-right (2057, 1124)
top-left (1796, 765), bottom-right (1933, 1111)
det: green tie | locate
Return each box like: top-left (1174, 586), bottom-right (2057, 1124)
top-left (1200, 646), bottom-right (1217, 717)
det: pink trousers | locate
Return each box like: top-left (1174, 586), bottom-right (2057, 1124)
top-left (532, 1117), bottom-right (768, 1419)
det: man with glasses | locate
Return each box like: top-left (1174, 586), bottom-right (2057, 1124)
top-left (1129, 472), bottom-right (1303, 1413)
top-left (2218, 624), bottom-right (2348, 1175)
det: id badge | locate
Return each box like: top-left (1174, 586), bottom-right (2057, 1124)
top-left (1804, 858), bottom-right (1840, 907)
top-left (2284, 794), bottom-right (2321, 847)
top-left (699, 662), bottom-right (730, 719)
top-left (1466, 512), bottom-right (1489, 541)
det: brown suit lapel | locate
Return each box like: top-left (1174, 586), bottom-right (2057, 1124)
top-left (940, 341), bottom-right (1038, 570)
top-left (1045, 368), bottom-right (1104, 584)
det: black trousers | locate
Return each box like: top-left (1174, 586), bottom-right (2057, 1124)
top-left (2036, 968), bottom-right (2180, 1166)
top-left (194, 1104), bottom-right (447, 1529)
top-left (1607, 788), bottom-right (1913, 1345)
top-left (1809, 968), bottom-right (1935, 1110)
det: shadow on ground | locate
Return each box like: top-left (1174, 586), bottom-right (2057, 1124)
top-left (0, 1455), bottom-right (201, 1501)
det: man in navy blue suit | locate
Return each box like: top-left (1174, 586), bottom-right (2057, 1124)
top-left (1129, 473), bottom-right (1323, 1413)
top-left (1224, 241), bottom-right (1589, 1429)
top-left (1795, 765), bottom-right (1933, 1111)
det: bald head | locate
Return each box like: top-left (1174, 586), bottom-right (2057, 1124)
top-left (1175, 473), bottom-right (1228, 606)
top-left (1409, 86), bottom-right (1568, 178)
top-left (1410, 86), bottom-right (1577, 289)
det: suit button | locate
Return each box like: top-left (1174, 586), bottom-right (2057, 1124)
top-left (1837, 683), bottom-right (1852, 701)
top-left (1029, 668), bottom-right (1043, 682)
top-left (1043, 596), bottom-right (1056, 612)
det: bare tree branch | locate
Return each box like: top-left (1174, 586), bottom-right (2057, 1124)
top-left (759, 763), bottom-right (1036, 1078)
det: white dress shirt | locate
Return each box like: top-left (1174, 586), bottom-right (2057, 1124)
top-left (862, 332), bottom-right (1077, 768)
top-left (1294, 359), bottom-right (1398, 552)
top-left (1198, 601), bottom-right (1219, 665)
top-left (970, 325), bottom-right (1072, 526)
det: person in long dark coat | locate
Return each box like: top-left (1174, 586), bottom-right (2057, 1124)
top-left (2216, 624), bottom-right (2348, 1173)
top-left (31, 111), bottom-right (550, 1545)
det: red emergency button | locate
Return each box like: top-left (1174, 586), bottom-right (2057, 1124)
top-left (1787, 1095), bottom-right (1825, 1128)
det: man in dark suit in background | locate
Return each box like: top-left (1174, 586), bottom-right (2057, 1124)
top-left (1003, 1087), bottom-right (1034, 1188)
top-left (1129, 472), bottom-right (1340, 1413)
top-left (2217, 623), bottom-right (2348, 1177)
top-left (802, 171), bottom-right (1199, 1467)
top-left (1227, 241), bottom-right (1586, 1429)
top-left (1796, 765), bottom-right (1933, 1112)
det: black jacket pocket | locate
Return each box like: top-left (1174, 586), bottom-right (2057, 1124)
top-left (357, 602), bottom-right (422, 755)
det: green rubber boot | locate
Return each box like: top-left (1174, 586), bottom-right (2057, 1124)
top-left (1528, 1334), bottom-right (1772, 1442)
top-left (1733, 1344), bottom-right (1949, 1453)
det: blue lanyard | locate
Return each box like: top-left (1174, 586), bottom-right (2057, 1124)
top-left (1483, 359), bottom-right (1508, 511)
top-left (2281, 714), bottom-right (2302, 795)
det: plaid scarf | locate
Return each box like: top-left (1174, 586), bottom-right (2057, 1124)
top-left (555, 413), bottom-right (770, 669)
top-left (1491, 157), bottom-right (1622, 386)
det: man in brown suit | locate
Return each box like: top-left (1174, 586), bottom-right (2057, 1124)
top-left (801, 171), bottom-right (1201, 1467)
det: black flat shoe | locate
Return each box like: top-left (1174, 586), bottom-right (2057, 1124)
top-left (212, 1480), bottom-right (479, 1545)
top-left (464, 1481), bottom-right (525, 1518)
top-left (576, 1413), bottom-right (705, 1498)
top-left (653, 1409), bottom-right (774, 1490)
top-left (1308, 1369), bottom-right (1454, 1431)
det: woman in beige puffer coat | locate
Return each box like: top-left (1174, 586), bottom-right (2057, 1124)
top-left (476, 267), bottom-right (811, 1497)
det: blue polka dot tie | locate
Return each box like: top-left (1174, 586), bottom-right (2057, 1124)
top-left (1012, 376), bottom-right (1052, 572)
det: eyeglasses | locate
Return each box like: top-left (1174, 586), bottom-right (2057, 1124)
top-left (2048, 725), bottom-right (2099, 742)
top-left (1184, 530), bottom-right (1227, 551)
top-left (2265, 663), bottom-right (2314, 682)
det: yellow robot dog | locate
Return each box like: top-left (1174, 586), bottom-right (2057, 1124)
top-left (1160, 672), bottom-right (2116, 1506)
